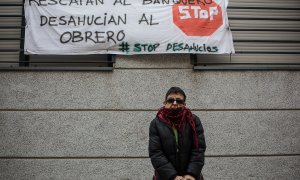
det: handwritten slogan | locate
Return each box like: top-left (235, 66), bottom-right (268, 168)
top-left (24, 0), bottom-right (235, 54)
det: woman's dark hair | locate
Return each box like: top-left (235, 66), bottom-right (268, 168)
top-left (165, 87), bottom-right (186, 102)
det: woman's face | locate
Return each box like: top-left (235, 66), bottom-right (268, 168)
top-left (164, 93), bottom-right (185, 109)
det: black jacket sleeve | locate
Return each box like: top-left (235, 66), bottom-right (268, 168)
top-left (148, 119), bottom-right (177, 180)
top-left (186, 115), bottom-right (206, 178)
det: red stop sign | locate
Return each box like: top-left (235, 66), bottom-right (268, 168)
top-left (172, 1), bottom-right (223, 36)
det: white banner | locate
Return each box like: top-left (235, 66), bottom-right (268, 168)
top-left (24, 0), bottom-right (235, 55)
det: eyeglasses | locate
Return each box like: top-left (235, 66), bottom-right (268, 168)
top-left (166, 98), bottom-right (185, 105)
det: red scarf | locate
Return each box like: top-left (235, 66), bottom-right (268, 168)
top-left (157, 106), bottom-right (198, 148)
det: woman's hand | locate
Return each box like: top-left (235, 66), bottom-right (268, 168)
top-left (184, 175), bottom-right (195, 180)
top-left (174, 176), bottom-right (185, 180)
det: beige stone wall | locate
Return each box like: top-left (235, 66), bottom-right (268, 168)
top-left (0, 57), bottom-right (299, 179)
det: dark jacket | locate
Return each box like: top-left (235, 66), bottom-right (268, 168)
top-left (149, 115), bottom-right (206, 180)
